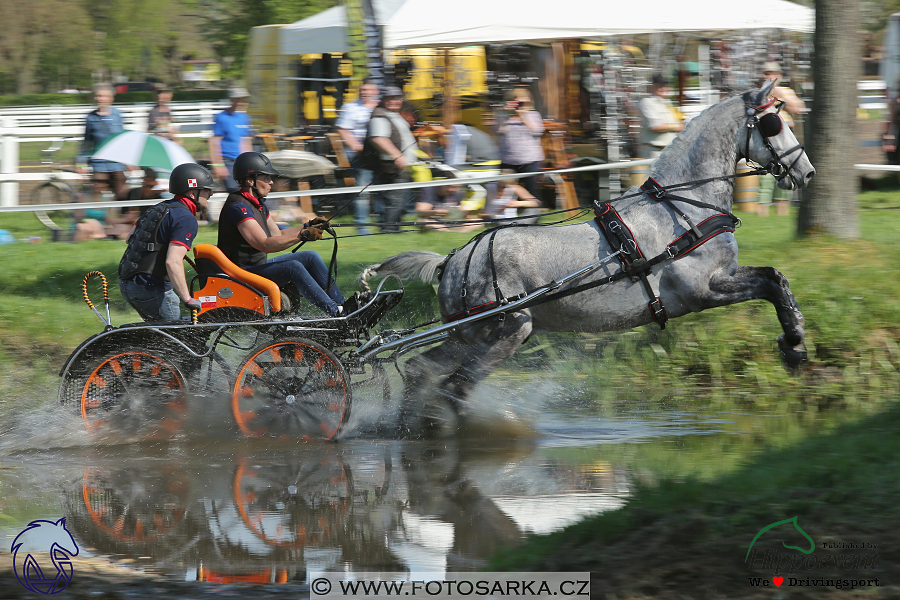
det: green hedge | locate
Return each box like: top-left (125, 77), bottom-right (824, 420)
top-left (0, 89), bottom-right (228, 108)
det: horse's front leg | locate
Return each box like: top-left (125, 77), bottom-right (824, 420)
top-left (706, 266), bottom-right (807, 371)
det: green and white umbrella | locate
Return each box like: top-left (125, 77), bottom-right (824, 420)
top-left (92, 130), bottom-right (195, 172)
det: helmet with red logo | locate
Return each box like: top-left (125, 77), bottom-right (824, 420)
top-left (170, 163), bottom-right (216, 196)
top-left (232, 152), bottom-right (281, 182)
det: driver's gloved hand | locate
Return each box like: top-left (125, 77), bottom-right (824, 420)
top-left (183, 297), bottom-right (202, 311)
top-left (301, 226), bottom-right (324, 242)
top-left (305, 217), bottom-right (332, 233)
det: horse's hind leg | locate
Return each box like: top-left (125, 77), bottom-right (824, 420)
top-left (403, 314), bottom-right (533, 436)
top-left (707, 266), bottom-right (807, 371)
top-left (401, 339), bottom-right (468, 433)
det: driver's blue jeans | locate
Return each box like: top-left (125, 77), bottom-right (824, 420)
top-left (242, 252), bottom-right (344, 316)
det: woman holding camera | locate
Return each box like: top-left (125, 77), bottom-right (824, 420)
top-left (495, 87), bottom-right (545, 196)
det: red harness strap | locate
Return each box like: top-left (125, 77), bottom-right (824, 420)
top-left (594, 202), bottom-right (667, 328)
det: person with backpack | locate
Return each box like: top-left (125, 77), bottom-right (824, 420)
top-left (118, 163), bottom-right (216, 322)
top-left (363, 86), bottom-right (418, 232)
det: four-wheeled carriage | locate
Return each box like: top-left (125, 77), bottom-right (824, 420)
top-left (59, 247), bottom-right (405, 441)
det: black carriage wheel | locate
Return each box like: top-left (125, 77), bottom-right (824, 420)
top-left (232, 337), bottom-right (351, 441)
top-left (80, 348), bottom-right (188, 437)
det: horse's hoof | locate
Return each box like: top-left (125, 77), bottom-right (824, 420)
top-left (777, 333), bottom-right (808, 374)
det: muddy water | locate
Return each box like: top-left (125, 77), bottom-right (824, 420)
top-left (0, 374), bottom-right (825, 588)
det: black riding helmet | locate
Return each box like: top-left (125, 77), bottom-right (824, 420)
top-left (232, 152), bottom-right (281, 182)
top-left (170, 163), bottom-right (216, 196)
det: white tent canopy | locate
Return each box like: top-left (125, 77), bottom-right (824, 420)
top-left (384, 0), bottom-right (814, 48)
top-left (279, 6), bottom-right (348, 55)
top-left (279, 0), bottom-right (407, 55)
top-left (280, 0), bottom-right (812, 54)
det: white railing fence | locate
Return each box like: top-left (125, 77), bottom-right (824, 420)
top-left (0, 100), bottom-right (229, 207)
top-left (0, 80), bottom-right (890, 208)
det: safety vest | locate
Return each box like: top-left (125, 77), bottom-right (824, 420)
top-left (118, 200), bottom-right (190, 281)
top-left (217, 191), bottom-right (271, 267)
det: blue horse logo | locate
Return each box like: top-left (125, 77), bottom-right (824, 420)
top-left (11, 518), bottom-right (80, 594)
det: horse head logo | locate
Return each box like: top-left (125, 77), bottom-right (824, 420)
top-left (746, 516), bottom-right (815, 562)
top-left (11, 518), bottom-right (80, 594)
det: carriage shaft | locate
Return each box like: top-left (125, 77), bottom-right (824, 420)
top-left (360, 250), bottom-right (623, 361)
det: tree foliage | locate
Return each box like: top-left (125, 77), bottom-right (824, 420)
top-left (187, 0), bottom-right (336, 79)
top-left (1, 0), bottom-right (336, 94)
top-left (0, 0), bottom-right (94, 94)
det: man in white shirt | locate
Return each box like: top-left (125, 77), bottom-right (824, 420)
top-left (336, 79), bottom-right (379, 235)
top-left (638, 74), bottom-right (684, 158)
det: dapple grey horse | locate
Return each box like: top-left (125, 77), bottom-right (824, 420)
top-left (361, 81), bottom-right (815, 434)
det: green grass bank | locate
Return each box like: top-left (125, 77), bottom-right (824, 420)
top-left (490, 399), bottom-right (900, 599)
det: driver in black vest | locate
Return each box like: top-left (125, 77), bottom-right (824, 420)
top-left (119, 163), bottom-right (214, 321)
top-left (217, 152), bottom-right (350, 317)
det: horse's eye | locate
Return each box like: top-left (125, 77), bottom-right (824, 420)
top-left (758, 113), bottom-right (783, 138)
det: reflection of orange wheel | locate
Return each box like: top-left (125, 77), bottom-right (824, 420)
top-left (81, 349), bottom-right (187, 436)
top-left (232, 338), bottom-right (350, 441)
top-left (80, 466), bottom-right (189, 543)
top-left (233, 456), bottom-right (350, 548)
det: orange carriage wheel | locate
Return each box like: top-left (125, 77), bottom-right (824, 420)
top-left (231, 338), bottom-right (351, 441)
top-left (81, 349), bottom-right (187, 437)
top-left (80, 465), bottom-right (190, 543)
top-left (233, 456), bottom-right (350, 548)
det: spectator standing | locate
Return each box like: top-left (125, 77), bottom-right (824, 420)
top-left (76, 83), bottom-right (129, 205)
top-left (209, 87), bottom-right (253, 193)
top-left (495, 87), bottom-right (545, 197)
top-left (147, 86), bottom-right (181, 143)
top-left (638, 74), bottom-right (684, 159)
top-left (756, 62), bottom-right (806, 216)
top-left (364, 87), bottom-right (418, 232)
top-left (336, 79), bottom-right (379, 235)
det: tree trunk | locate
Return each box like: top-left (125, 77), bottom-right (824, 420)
top-left (797, 0), bottom-right (860, 238)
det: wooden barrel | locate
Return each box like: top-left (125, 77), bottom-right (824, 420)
top-left (733, 162), bottom-right (760, 213)
top-left (630, 162), bottom-right (650, 188)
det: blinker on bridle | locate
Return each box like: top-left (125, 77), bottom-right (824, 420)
top-left (745, 98), bottom-right (802, 181)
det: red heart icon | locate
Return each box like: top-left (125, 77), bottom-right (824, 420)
top-left (773, 577), bottom-right (783, 587)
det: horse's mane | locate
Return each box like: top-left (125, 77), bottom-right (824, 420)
top-left (651, 91), bottom-right (754, 186)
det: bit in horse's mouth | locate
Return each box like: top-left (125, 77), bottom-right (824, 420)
top-left (777, 172), bottom-right (797, 190)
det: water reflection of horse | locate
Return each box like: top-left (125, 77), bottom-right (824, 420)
top-left (362, 81), bottom-right (816, 434)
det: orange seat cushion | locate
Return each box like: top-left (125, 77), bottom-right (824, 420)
top-left (193, 244), bottom-right (281, 312)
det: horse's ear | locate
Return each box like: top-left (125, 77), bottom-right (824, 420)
top-left (756, 78), bottom-right (777, 106)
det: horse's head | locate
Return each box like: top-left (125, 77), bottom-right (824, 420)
top-left (741, 80), bottom-right (815, 190)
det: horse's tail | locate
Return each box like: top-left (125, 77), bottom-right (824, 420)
top-left (360, 251), bottom-right (445, 292)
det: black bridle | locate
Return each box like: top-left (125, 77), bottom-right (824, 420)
top-left (745, 98), bottom-right (806, 184)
